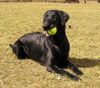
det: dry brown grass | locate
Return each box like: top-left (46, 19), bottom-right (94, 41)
top-left (0, 2), bottom-right (100, 88)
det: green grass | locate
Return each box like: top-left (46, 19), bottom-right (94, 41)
top-left (0, 2), bottom-right (100, 88)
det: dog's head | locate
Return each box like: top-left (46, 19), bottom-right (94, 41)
top-left (42, 10), bottom-right (70, 31)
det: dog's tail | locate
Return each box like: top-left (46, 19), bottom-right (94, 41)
top-left (9, 44), bottom-right (13, 48)
top-left (9, 44), bottom-right (16, 53)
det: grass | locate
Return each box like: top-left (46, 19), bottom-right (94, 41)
top-left (0, 2), bottom-right (100, 88)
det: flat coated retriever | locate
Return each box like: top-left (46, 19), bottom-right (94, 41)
top-left (9, 10), bottom-right (83, 80)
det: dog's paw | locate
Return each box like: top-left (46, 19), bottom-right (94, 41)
top-left (75, 70), bottom-right (84, 76)
top-left (72, 76), bottom-right (81, 81)
top-left (46, 66), bottom-right (55, 73)
top-left (67, 74), bottom-right (81, 81)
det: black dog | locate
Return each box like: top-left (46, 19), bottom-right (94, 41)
top-left (9, 10), bottom-right (83, 80)
top-left (42, 10), bottom-right (83, 75)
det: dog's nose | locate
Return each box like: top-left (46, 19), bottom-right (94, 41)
top-left (43, 21), bottom-right (50, 27)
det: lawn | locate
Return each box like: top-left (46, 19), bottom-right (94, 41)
top-left (0, 2), bottom-right (100, 88)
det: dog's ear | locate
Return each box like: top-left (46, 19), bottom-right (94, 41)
top-left (59, 11), bottom-right (70, 25)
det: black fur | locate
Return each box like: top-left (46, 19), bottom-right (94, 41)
top-left (42, 10), bottom-right (83, 75)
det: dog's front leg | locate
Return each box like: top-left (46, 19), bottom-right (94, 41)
top-left (46, 59), bottom-right (55, 73)
top-left (45, 53), bottom-right (55, 73)
top-left (68, 61), bottom-right (83, 75)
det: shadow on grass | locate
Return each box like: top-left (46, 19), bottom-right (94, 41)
top-left (70, 58), bottom-right (100, 68)
top-left (55, 57), bottom-right (100, 81)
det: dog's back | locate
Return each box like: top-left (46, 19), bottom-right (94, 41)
top-left (10, 32), bottom-right (62, 66)
top-left (10, 32), bottom-right (46, 59)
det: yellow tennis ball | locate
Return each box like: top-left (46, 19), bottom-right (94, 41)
top-left (47, 27), bottom-right (57, 35)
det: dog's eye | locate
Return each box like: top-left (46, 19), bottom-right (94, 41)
top-left (46, 15), bottom-right (48, 18)
top-left (52, 14), bottom-right (55, 18)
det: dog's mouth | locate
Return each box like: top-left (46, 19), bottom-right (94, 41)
top-left (42, 24), bottom-right (56, 31)
top-left (42, 25), bottom-right (57, 36)
top-left (43, 26), bottom-right (57, 36)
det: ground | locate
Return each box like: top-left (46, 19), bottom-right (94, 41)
top-left (0, 2), bottom-right (100, 88)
